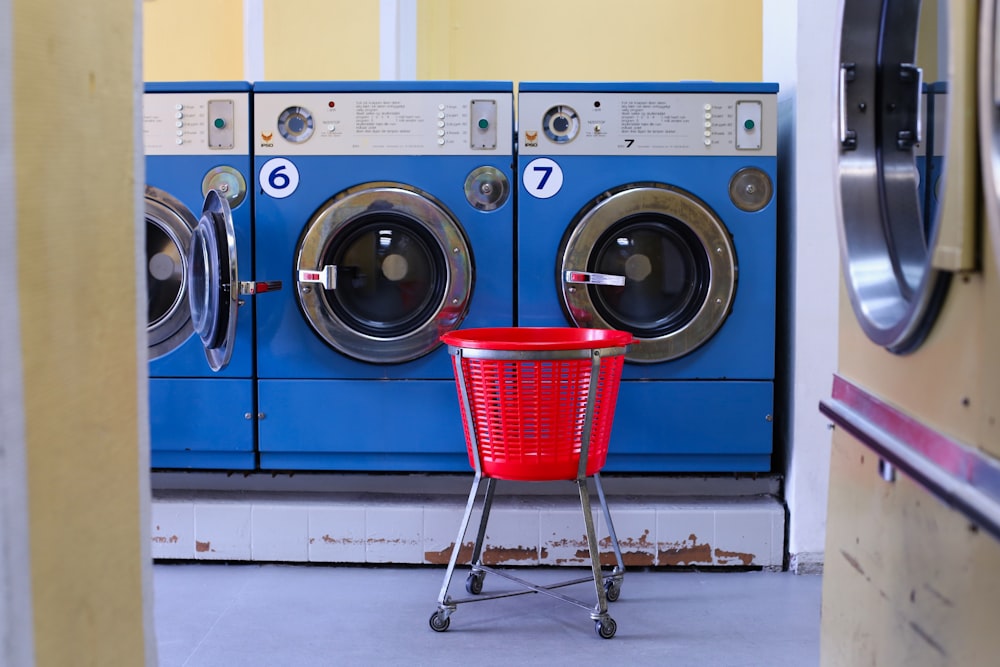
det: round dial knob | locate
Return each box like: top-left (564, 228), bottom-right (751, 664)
top-left (277, 106), bottom-right (315, 143)
top-left (542, 105), bottom-right (580, 144)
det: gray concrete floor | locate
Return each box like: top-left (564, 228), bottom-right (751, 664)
top-left (153, 563), bottom-right (822, 666)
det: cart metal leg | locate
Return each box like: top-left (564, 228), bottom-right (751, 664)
top-left (431, 473), bottom-right (624, 639)
top-left (594, 473), bottom-right (625, 601)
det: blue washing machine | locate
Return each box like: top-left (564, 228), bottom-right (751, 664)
top-left (144, 82), bottom-right (257, 469)
top-left (252, 81), bottom-right (515, 471)
top-left (517, 82), bottom-right (779, 472)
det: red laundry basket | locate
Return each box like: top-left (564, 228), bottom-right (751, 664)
top-left (441, 327), bottom-right (634, 481)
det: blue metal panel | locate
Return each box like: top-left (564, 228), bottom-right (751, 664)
top-left (518, 82), bottom-right (779, 94)
top-left (145, 81), bottom-right (252, 93)
top-left (149, 378), bottom-right (255, 469)
top-left (257, 379), bottom-right (470, 472)
top-left (603, 381), bottom-right (774, 472)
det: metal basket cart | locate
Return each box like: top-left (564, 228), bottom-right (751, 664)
top-left (429, 327), bottom-right (634, 639)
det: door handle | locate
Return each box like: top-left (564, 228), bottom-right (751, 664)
top-left (298, 266), bottom-right (337, 290)
top-left (564, 270), bottom-right (625, 287)
top-left (839, 62), bottom-right (858, 149)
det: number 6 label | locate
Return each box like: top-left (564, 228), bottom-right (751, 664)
top-left (522, 157), bottom-right (563, 199)
top-left (259, 158), bottom-right (300, 199)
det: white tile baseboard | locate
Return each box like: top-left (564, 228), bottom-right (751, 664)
top-left (151, 490), bottom-right (786, 569)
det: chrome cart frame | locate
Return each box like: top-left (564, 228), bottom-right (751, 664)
top-left (429, 333), bottom-right (630, 639)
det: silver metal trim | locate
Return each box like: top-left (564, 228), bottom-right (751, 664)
top-left (446, 344), bottom-right (630, 362)
top-left (980, 0), bottom-right (1000, 278)
top-left (189, 190), bottom-right (239, 372)
top-left (558, 183), bottom-right (736, 364)
top-left (835, 0), bottom-right (952, 354)
top-left (145, 185), bottom-right (196, 360)
top-left (820, 374), bottom-right (1000, 542)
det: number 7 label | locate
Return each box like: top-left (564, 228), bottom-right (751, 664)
top-left (522, 157), bottom-right (563, 199)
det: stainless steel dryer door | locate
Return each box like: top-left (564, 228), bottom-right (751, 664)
top-left (837, 0), bottom-right (977, 354)
top-left (980, 0), bottom-right (1000, 271)
top-left (187, 189), bottom-right (280, 372)
top-left (146, 185), bottom-right (196, 360)
top-left (295, 183), bottom-right (473, 364)
top-left (558, 183), bottom-right (736, 364)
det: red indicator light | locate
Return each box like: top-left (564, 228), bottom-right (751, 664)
top-left (328, 101), bottom-right (335, 108)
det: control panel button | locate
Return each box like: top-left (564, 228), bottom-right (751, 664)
top-left (470, 99), bottom-right (498, 150)
top-left (736, 101), bottom-right (763, 150)
top-left (208, 99), bottom-right (236, 150)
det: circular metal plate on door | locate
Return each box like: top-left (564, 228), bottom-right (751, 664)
top-left (729, 167), bottom-right (774, 212)
top-left (464, 166), bottom-right (510, 211)
top-left (202, 166), bottom-right (248, 209)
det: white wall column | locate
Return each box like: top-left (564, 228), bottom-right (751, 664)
top-left (0, 0), bottom-right (37, 661)
top-left (379, 0), bottom-right (417, 80)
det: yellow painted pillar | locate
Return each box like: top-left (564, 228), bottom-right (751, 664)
top-left (8, 0), bottom-right (154, 664)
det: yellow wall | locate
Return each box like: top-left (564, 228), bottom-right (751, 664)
top-left (143, 0), bottom-right (244, 81)
top-left (144, 0), bottom-right (762, 83)
top-left (418, 0), bottom-right (762, 82)
top-left (13, 0), bottom-right (150, 664)
top-left (263, 0), bottom-right (380, 80)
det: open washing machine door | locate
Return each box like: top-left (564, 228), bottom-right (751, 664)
top-left (836, 0), bottom-right (977, 354)
top-left (980, 0), bottom-right (1000, 271)
top-left (187, 190), bottom-right (281, 372)
top-left (146, 186), bottom-right (197, 360)
top-left (294, 182), bottom-right (474, 364)
top-left (557, 183), bottom-right (746, 364)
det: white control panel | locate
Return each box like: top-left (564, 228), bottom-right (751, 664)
top-left (254, 92), bottom-right (514, 156)
top-left (519, 91), bottom-right (777, 157)
top-left (143, 92), bottom-right (250, 156)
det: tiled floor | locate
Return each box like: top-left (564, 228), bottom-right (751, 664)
top-left (153, 563), bottom-right (823, 666)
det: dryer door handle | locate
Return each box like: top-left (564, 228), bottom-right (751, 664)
top-left (239, 281), bottom-right (283, 295)
top-left (564, 270), bottom-right (625, 287)
top-left (298, 266), bottom-right (337, 290)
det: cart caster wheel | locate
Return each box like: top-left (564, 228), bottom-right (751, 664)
top-left (595, 617), bottom-right (617, 639)
top-left (604, 579), bottom-right (621, 602)
top-left (466, 571), bottom-right (485, 595)
top-left (429, 611), bottom-right (451, 633)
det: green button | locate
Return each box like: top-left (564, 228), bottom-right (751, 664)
top-left (214, 118), bottom-right (226, 129)
top-left (478, 118), bottom-right (489, 129)
top-left (744, 119), bottom-right (755, 130)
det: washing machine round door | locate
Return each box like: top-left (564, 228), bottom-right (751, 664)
top-left (296, 183), bottom-right (473, 363)
top-left (187, 190), bottom-right (240, 372)
top-left (980, 0), bottom-right (1000, 273)
top-left (837, 0), bottom-right (977, 354)
top-left (559, 184), bottom-right (736, 364)
top-left (146, 186), bottom-right (196, 360)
